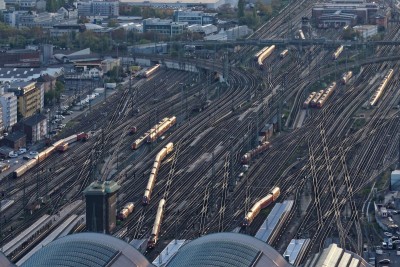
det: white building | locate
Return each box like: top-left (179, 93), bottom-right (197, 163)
top-left (0, 92), bottom-right (18, 130)
top-left (187, 24), bottom-right (218, 35)
top-left (77, 1), bottom-right (119, 17)
top-left (101, 58), bottom-right (120, 73)
top-left (0, 0), bottom-right (6, 10)
top-left (391, 170), bottom-right (400, 191)
top-left (120, 0), bottom-right (225, 9)
top-left (226, 25), bottom-right (252, 40)
top-left (353, 25), bottom-right (378, 39)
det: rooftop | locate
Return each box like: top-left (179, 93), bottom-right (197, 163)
top-left (4, 131), bottom-right (26, 142)
top-left (22, 114), bottom-right (47, 126)
top-left (20, 233), bottom-right (152, 267)
top-left (166, 232), bottom-right (292, 267)
top-left (121, 0), bottom-right (221, 4)
top-left (83, 180), bottom-right (121, 195)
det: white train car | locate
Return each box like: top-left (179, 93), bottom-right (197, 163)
top-left (341, 71), bottom-right (353, 85)
top-left (332, 45), bottom-right (344, 60)
top-left (143, 143), bottom-right (174, 205)
top-left (143, 64), bottom-right (160, 78)
top-left (280, 49), bottom-right (289, 58)
top-left (257, 45), bottom-right (276, 69)
top-left (147, 199), bottom-right (166, 248)
top-left (370, 68), bottom-right (394, 106)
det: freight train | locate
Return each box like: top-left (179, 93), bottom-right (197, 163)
top-left (117, 202), bottom-right (135, 220)
top-left (147, 198), bottom-right (166, 249)
top-left (255, 45), bottom-right (276, 69)
top-left (316, 82), bottom-right (336, 108)
top-left (369, 68), bottom-right (394, 106)
top-left (303, 92), bottom-right (317, 109)
top-left (241, 142), bottom-right (271, 164)
top-left (143, 143), bottom-right (174, 205)
top-left (332, 45), bottom-right (344, 60)
top-left (341, 71), bottom-right (353, 85)
top-left (13, 132), bottom-right (89, 178)
top-left (242, 187), bottom-right (280, 226)
top-left (143, 64), bottom-right (160, 78)
top-left (131, 117), bottom-right (174, 150)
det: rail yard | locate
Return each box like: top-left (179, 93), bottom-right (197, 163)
top-left (2, 0), bottom-right (400, 265)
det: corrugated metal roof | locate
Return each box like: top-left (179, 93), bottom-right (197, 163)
top-left (283, 239), bottom-right (310, 265)
top-left (255, 200), bottom-right (294, 243)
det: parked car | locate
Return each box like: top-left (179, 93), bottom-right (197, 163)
top-left (18, 148), bottom-right (27, 154)
top-left (23, 155), bottom-right (31, 160)
top-left (29, 151), bottom-right (38, 156)
top-left (378, 259), bottom-right (390, 264)
top-left (384, 232), bottom-right (393, 237)
top-left (9, 152), bottom-right (18, 158)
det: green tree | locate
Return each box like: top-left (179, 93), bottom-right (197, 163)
top-left (238, 0), bottom-right (245, 18)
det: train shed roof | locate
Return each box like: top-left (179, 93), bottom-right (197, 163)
top-left (20, 233), bottom-right (152, 267)
top-left (165, 232), bottom-right (292, 267)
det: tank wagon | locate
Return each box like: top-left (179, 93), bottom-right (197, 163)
top-left (143, 143), bottom-right (174, 205)
top-left (341, 71), bottom-right (353, 85)
top-left (332, 45), bottom-right (344, 60)
top-left (242, 187), bottom-right (280, 226)
top-left (369, 69), bottom-right (394, 106)
top-left (13, 132), bottom-right (89, 178)
top-left (241, 142), bottom-right (271, 165)
top-left (147, 199), bottom-right (166, 249)
top-left (303, 92), bottom-right (317, 109)
top-left (117, 202), bottom-right (135, 220)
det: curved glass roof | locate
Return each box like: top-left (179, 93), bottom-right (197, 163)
top-left (21, 239), bottom-right (118, 267)
top-left (167, 240), bottom-right (259, 267)
top-left (166, 232), bottom-right (292, 267)
top-left (20, 233), bottom-right (152, 267)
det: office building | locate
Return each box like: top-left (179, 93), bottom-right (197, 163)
top-left (0, 92), bottom-right (18, 130)
top-left (77, 1), bottom-right (119, 17)
top-left (7, 81), bottom-right (42, 119)
top-left (84, 181), bottom-right (120, 234)
top-left (173, 10), bottom-right (217, 25)
top-left (143, 18), bottom-right (188, 36)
